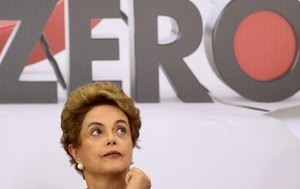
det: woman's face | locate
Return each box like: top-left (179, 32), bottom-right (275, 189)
top-left (70, 104), bottom-right (133, 176)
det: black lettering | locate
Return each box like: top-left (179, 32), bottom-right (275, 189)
top-left (0, 0), bottom-right (57, 103)
top-left (68, 0), bottom-right (120, 92)
top-left (130, 0), bottom-right (212, 102)
top-left (205, 0), bottom-right (300, 102)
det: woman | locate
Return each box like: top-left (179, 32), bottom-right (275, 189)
top-left (60, 81), bottom-right (151, 189)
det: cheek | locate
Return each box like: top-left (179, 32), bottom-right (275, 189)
top-left (79, 141), bottom-right (101, 158)
top-left (126, 147), bottom-right (133, 162)
top-left (123, 140), bottom-right (134, 155)
top-left (122, 138), bottom-right (132, 148)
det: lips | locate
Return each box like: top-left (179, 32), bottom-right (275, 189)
top-left (103, 151), bottom-right (122, 158)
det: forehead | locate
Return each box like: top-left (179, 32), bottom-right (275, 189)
top-left (82, 104), bottom-right (129, 124)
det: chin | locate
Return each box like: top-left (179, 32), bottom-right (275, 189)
top-left (103, 162), bottom-right (130, 174)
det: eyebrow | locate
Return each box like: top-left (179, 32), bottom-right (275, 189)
top-left (115, 119), bottom-right (129, 127)
top-left (87, 119), bottom-right (129, 128)
top-left (87, 122), bottom-right (104, 128)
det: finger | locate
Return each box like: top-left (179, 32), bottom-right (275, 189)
top-left (125, 171), bottom-right (132, 184)
top-left (129, 167), bottom-right (145, 174)
top-left (126, 167), bottom-right (151, 187)
top-left (125, 167), bottom-right (143, 184)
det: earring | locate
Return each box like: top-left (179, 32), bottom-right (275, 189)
top-left (77, 163), bottom-right (84, 170)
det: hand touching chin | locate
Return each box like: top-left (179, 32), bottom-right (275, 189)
top-left (125, 167), bottom-right (151, 189)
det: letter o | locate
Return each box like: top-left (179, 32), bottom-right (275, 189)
top-left (205, 0), bottom-right (300, 102)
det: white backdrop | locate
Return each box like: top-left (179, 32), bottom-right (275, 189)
top-left (1, 93), bottom-right (300, 189)
top-left (1, 0), bottom-right (300, 188)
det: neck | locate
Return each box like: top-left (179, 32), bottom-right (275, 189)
top-left (85, 171), bottom-right (127, 189)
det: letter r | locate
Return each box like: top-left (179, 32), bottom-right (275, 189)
top-left (129, 0), bottom-right (212, 102)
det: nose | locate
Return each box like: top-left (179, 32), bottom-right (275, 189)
top-left (106, 133), bottom-right (117, 146)
top-left (106, 139), bottom-right (117, 146)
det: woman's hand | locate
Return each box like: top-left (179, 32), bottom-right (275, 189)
top-left (125, 167), bottom-right (151, 189)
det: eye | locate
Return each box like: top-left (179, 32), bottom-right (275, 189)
top-left (116, 127), bottom-right (127, 135)
top-left (91, 128), bottom-right (102, 136)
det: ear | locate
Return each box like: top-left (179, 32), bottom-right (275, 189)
top-left (68, 144), bottom-right (81, 164)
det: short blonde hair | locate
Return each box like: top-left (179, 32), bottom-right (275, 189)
top-left (60, 82), bottom-right (141, 175)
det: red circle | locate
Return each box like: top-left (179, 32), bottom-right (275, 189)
top-left (234, 11), bottom-right (297, 81)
